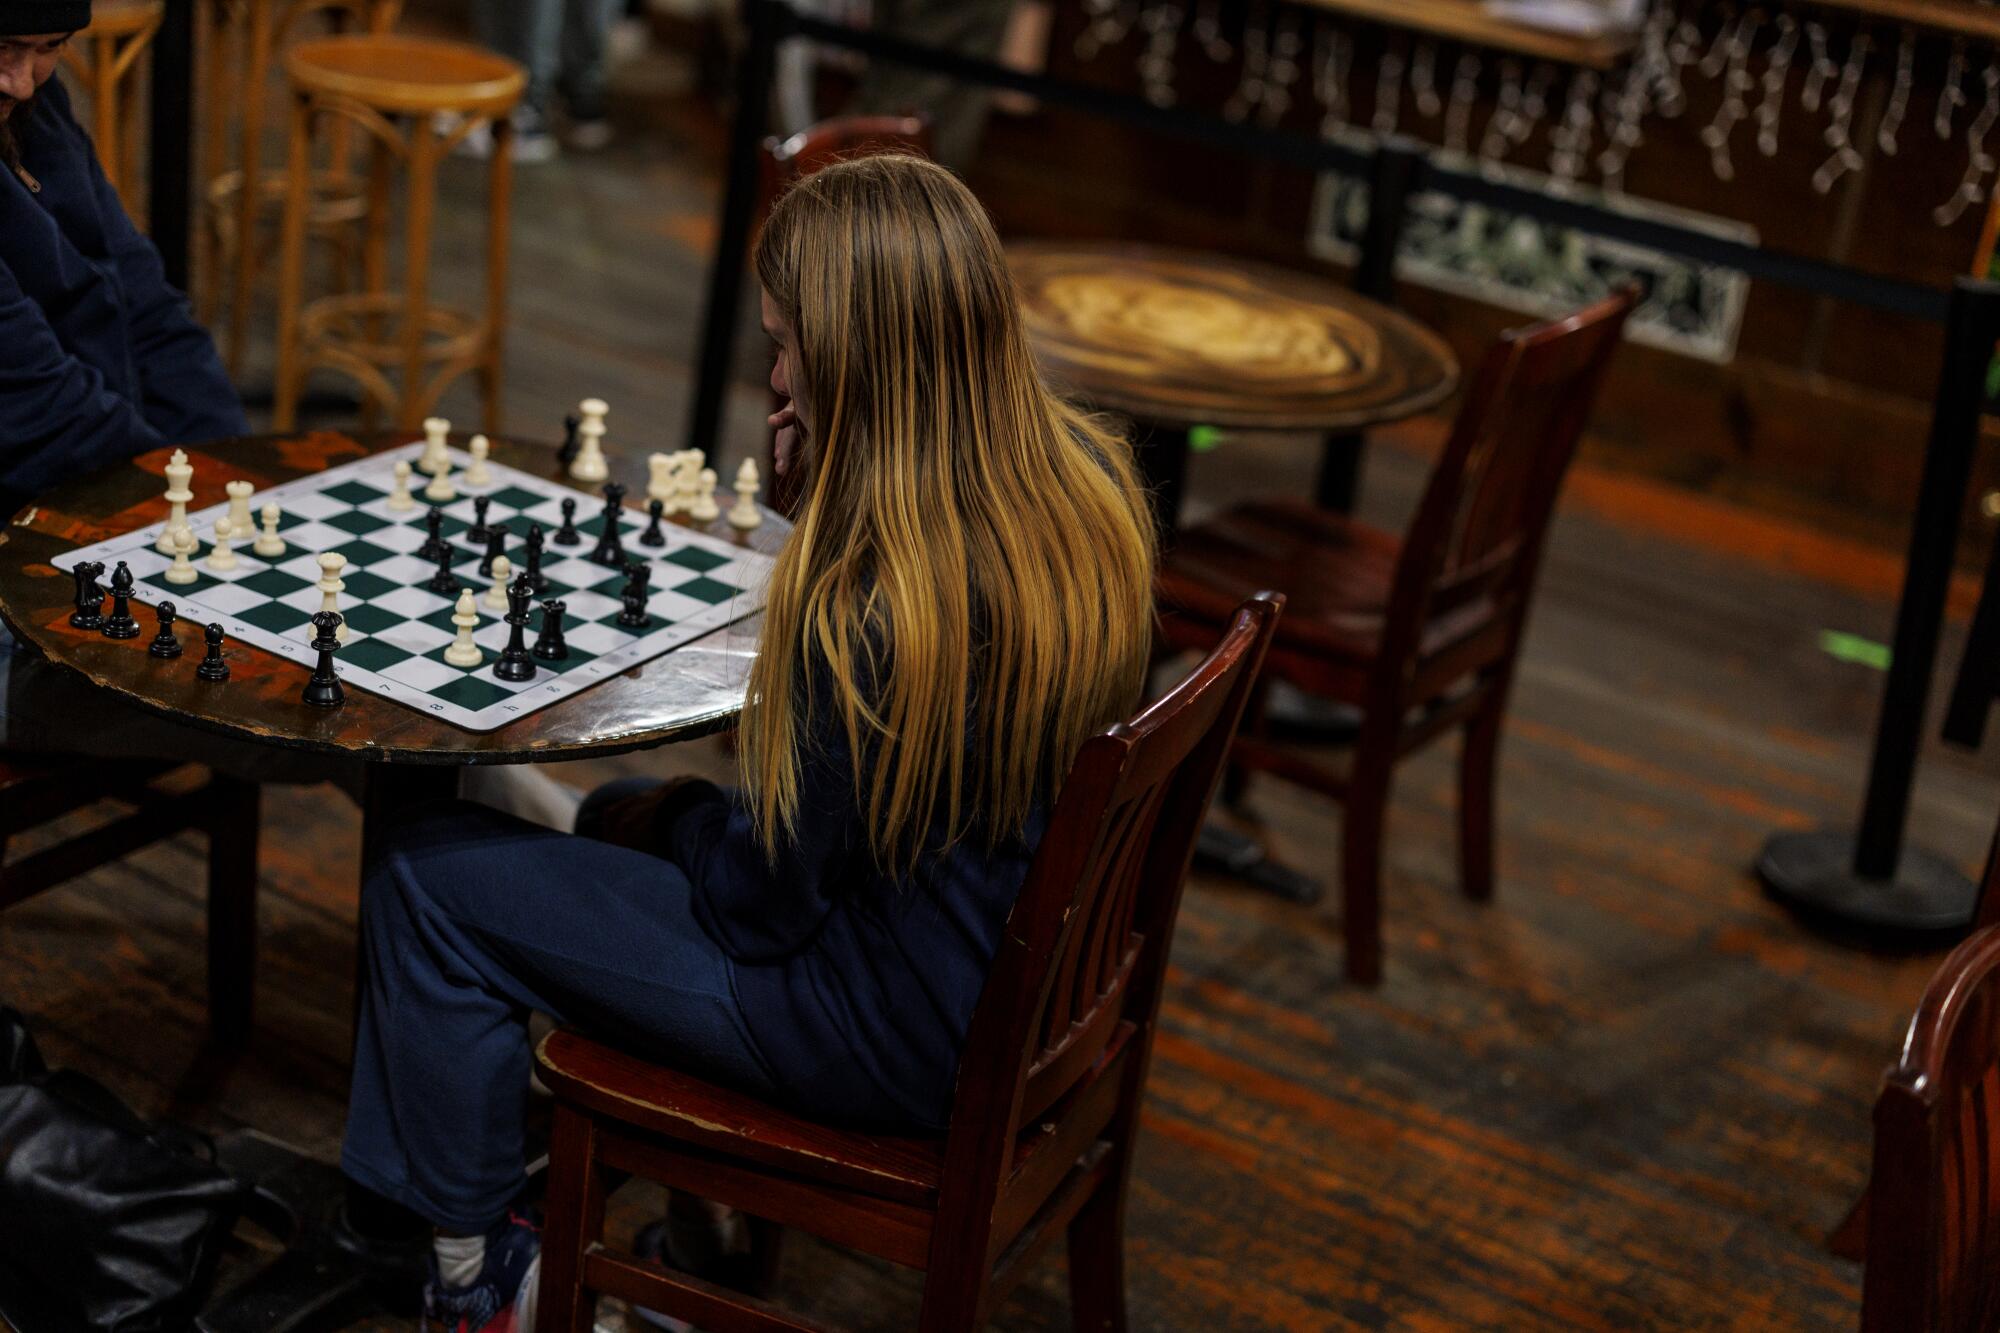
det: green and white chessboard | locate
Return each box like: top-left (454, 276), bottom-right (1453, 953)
top-left (53, 441), bottom-right (774, 732)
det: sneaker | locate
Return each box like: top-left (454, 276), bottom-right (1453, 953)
top-left (454, 107), bottom-right (559, 164)
top-left (424, 1210), bottom-right (542, 1333)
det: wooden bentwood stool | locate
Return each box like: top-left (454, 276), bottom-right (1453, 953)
top-left (273, 34), bottom-right (523, 432)
top-left (532, 595), bottom-right (1283, 1331)
top-left (1157, 290), bottom-right (1636, 986)
top-left (60, 0), bottom-right (164, 216)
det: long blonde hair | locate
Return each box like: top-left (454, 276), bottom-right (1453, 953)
top-left (745, 154), bottom-right (1156, 872)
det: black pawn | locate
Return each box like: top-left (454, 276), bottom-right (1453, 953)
top-left (468, 495), bottom-right (493, 545)
top-left (639, 499), bottom-right (666, 547)
top-left (425, 535), bottom-right (461, 596)
top-left (196, 623), bottom-right (230, 681)
top-left (148, 601), bottom-right (183, 659)
top-left (553, 497), bottom-right (580, 546)
top-left (522, 523), bottom-right (548, 592)
top-left (478, 521), bottom-right (509, 577)
top-left (532, 599), bottom-right (569, 661)
top-left (617, 561), bottom-right (652, 629)
top-left (558, 411), bottom-right (582, 467)
top-left (589, 482), bottom-right (627, 568)
top-left (101, 561), bottom-right (140, 639)
top-left (302, 611), bottom-right (345, 708)
top-left (418, 506), bottom-right (448, 561)
top-left (69, 560), bottom-right (105, 630)
top-left (494, 577), bottom-right (537, 682)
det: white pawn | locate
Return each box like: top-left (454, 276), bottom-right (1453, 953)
top-left (424, 458), bottom-right (457, 504)
top-left (690, 468), bottom-right (721, 522)
top-left (444, 589), bottom-right (483, 667)
top-left (164, 524), bottom-right (198, 585)
top-left (317, 552), bottom-right (349, 643)
top-left (156, 449), bottom-right (193, 554)
top-left (646, 452), bottom-right (673, 504)
top-left (387, 460), bottom-right (415, 512)
top-left (728, 458), bottom-right (762, 531)
top-left (570, 398), bottom-right (608, 483)
top-left (206, 515), bottom-right (239, 571)
top-left (226, 480), bottom-right (256, 539)
top-left (466, 435), bottom-right (493, 487)
top-left (484, 554), bottom-right (512, 613)
top-left (254, 502), bottom-right (287, 557)
top-left (420, 417), bottom-right (452, 476)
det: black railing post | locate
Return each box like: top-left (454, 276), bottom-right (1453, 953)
top-left (686, 0), bottom-right (787, 456)
top-left (1317, 139), bottom-right (1422, 513)
top-left (147, 0), bottom-right (196, 290)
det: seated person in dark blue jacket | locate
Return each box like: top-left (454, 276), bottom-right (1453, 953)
top-left (339, 153), bottom-right (1160, 1330)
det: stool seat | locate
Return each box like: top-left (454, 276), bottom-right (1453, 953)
top-left (83, 0), bottom-right (163, 38)
top-left (285, 34), bottom-right (524, 116)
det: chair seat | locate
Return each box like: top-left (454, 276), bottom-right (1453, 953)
top-left (535, 1029), bottom-right (947, 1207)
top-left (1160, 498), bottom-right (1400, 662)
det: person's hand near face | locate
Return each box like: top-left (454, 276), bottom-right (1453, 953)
top-left (762, 289), bottom-right (806, 479)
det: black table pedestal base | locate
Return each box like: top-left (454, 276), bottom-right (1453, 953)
top-left (1757, 829), bottom-right (1978, 937)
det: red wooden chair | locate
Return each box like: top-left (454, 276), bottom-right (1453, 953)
top-left (1156, 290), bottom-right (1636, 985)
top-left (756, 114), bottom-right (933, 517)
top-left (1, 756), bottom-right (260, 1045)
top-left (532, 593), bottom-right (1283, 1331)
top-left (1860, 920), bottom-right (2000, 1330)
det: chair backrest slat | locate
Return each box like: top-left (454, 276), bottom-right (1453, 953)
top-left (1864, 922), bottom-right (2000, 1331)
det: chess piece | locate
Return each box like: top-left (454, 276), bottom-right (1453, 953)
top-left (420, 416), bottom-right (452, 476)
top-left (675, 451), bottom-right (705, 514)
top-left (101, 561), bottom-right (140, 639)
top-left (148, 601), bottom-right (183, 659)
top-left (484, 554), bottom-right (513, 612)
top-left (425, 536), bottom-right (460, 596)
top-left (468, 495), bottom-right (493, 545)
top-left (478, 522), bottom-right (510, 577)
top-left (302, 612), bottom-right (345, 707)
top-left (728, 458), bottom-right (763, 530)
top-left (558, 411), bottom-right (582, 468)
top-left (689, 468), bottom-right (721, 522)
top-left (494, 577), bottom-right (538, 681)
top-left (206, 516), bottom-right (239, 571)
top-left (254, 502), bottom-right (287, 557)
top-left (617, 562), bottom-right (652, 628)
top-left (532, 599), bottom-right (569, 660)
top-left (523, 523), bottom-right (548, 592)
top-left (196, 623), bottom-right (230, 681)
top-left (226, 480), bottom-right (255, 539)
top-left (418, 506), bottom-right (448, 561)
top-left (647, 452), bottom-right (673, 505)
top-left (640, 499), bottom-right (666, 547)
top-left (444, 589), bottom-right (483, 667)
top-left (164, 526), bottom-right (198, 585)
top-left (466, 434), bottom-right (493, 487)
top-left (554, 497), bottom-right (580, 546)
top-left (69, 560), bottom-right (106, 629)
top-left (156, 450), bottom-right (193, 554)
top-left (317, 552), bottom-right (349, 643)
top-left (424, 458), bottom-right (457, 504)
top-left (589, 482), bottom-right (628, 567)
top-left (569, 398), bottom-right (608, 483)
top-left (388, 460), bottom-right (416, 512)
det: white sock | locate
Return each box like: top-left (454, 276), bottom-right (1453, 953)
top-left (516, 1253), bottom-right (540, 1328)
top-left (434, 1232), bottom-right (485, 1289)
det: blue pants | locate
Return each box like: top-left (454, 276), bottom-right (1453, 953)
top-left (340, 800), bottom-right (778, 1232)
top-left (472, 0), bottom-right (622, 121)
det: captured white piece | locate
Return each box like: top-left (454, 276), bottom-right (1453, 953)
top-left (570, 398), bottom-right (609, 483)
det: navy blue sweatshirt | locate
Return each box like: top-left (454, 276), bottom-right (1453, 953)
top-left (664, 691), bottom-right (1046, 1132)
top-left (0, 79), bottom-right (245, 518)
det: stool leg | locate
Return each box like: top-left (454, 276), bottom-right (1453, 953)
top-left (274, 90), bottom-right (314, 431)
top-left (483, 113), bottom-right (515, 434)
top-left (398, 113), bottom-right (438, 429)
top-left (227, 0), bottom-right (273, 381)
top-left (360, 132), bottom-right (394, 431)
top-left (538, 1103), bottom-right (606, 1333)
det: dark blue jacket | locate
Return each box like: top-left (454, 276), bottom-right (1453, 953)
top-left (0, 79), bottom-right (245, 518)
top-left (665, 690), bottom-right (1046, 1132)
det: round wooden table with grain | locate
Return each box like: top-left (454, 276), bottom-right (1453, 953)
top-left (0, 429), bottom-right (785, 851)
top-left (1009, 240), bottom-right (1460, 527)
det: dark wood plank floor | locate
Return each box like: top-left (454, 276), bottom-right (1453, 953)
top-left (7, 21), bottom-right (2000, 1329)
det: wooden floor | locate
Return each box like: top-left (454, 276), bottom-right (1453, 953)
top-left (8, 26), bottom-right (2000, 1330)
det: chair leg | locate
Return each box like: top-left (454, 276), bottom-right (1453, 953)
top-left (1341, 764), bottom-right (1391, 987)
top-left (1459, 700), bottom-right (1503, 904)
top-left (538, 1103), bottom-right (606, 1333)
top-left (1066, 1165), bottom-right (1132, 1333)
top-left (205, 776), bottom-right (260, 1047)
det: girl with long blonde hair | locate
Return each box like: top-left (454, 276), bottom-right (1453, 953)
top-left (339, 153), bottom-right (1155, 1329)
